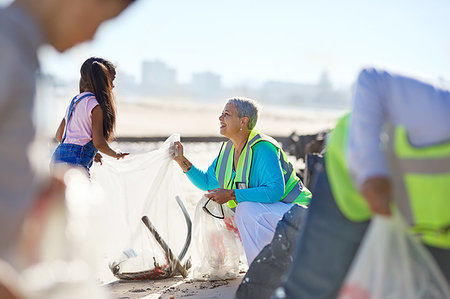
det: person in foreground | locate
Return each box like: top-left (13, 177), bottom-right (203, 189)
top-left (52, 57), bottom-right (128, 173)
top-left (0, 0), bottom-right (134, 265)
top-left (0, 0), bottom-right (134, 296)
top-left (173, 97), bottom-right (311, 265)
top-left (271, 68), bottom-right (450, 299)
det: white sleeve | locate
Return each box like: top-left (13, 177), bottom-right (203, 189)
top-left (347, 68), bottom-right (390, 188)
top-left (347, 68), bottom-right (450, 188)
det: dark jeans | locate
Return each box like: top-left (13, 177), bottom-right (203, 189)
top-left (271, 160), bottom-right (450, 299)
top-left (52, 140), bottom-right (97, 172)
top-left (235, 205), bottom-right (307, 299)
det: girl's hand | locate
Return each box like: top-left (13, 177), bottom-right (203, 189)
top-left (94, 153), bottom-right (103, 165)
top-left (115, 152), bottom-right (129, 160)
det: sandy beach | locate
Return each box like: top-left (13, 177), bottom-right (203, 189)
top-left (114, 99), bottom-right (345, 138)
top-left (34, 86), bottom-right (346, 139)
top-left (107, 274), bottom-right (244, 299)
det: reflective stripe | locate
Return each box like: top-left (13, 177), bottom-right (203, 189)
top-left (282, 181), bottom-right (302, 203)
top-left (240, 134), bottom-right (261, 185)
top-left (388, 126), bottom-right (415, 225)
top-left (259, 133), bottom-right (292, 183)
top-left (217, 141), bottom-right (233, 188)
top-left (388, 126), bottom-right (450, 227)
top-left (390, 157), bottom-right (415, 225)
top-left (398, 157), bottom-right (450, 174)
top-left (280, 154), bottom-right (293, 184)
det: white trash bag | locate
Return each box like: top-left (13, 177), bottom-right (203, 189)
top-left (339, 213), bottom-right (450, 299)
top-left (89, 134), bottom-right (191, 282)
top-left (190, 196), bottom-right (244, 281)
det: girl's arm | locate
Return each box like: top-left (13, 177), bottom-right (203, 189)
top-left (55, 119), bottom-right (65, 142)
top-left (91, 106), bottom-right (128, 159)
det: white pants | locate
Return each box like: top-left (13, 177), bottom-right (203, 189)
top-left (235, 201), bottom-right (292, 264)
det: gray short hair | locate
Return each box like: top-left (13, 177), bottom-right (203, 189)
top-left (227, 97), bottom-right (259, 130)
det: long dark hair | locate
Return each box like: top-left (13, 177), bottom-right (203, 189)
top-left (79, 57), bottom-right (116, 141)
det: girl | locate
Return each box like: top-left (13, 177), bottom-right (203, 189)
top-left (52, 57), bottom-right (128, 173)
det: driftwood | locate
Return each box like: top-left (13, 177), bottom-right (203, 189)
top-left (110, 196), bottom-right (191, 280)
top-left (141, 216), bottom-right (188, 278)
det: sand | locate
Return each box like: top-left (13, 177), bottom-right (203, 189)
top-left (107, 274), bottom-right (244, 299)
top-left (114, 100), bottom-right (345, 138)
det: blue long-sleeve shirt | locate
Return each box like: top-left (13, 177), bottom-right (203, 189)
top-left (186, 141), bottom-right (285, 204)
top-left (348, 68), bottom-right (450, 188)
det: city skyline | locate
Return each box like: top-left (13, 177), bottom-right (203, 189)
top-left (2, 0), bottom-right (449, 88)
top-left (39, 59), bottom-right (351, 108)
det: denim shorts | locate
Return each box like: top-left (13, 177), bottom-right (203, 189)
top-left (52, 140), bottom-right (98, 171)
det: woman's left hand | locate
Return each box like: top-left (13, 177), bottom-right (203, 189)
top-left (205, 188), bottom-right (235, 205)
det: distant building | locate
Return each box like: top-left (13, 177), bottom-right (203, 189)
top-left (260, 81), bottom-right (317, 105)
top-left (190, 71), bottom-right (222, 100)
top-left (141, 60), bottom-right (177, 96)
top-left (114, 70), bottom-right (138, 97)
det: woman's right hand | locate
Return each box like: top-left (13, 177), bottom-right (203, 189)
top-left (172, 142), bottom-right (192, 173)
top-left (172, 141), bottom-right (184, 161)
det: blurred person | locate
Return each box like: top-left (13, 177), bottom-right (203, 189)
top-left (271, 68), bottom-right (450, 299)
top-left (52, 57), bottom-right (128, 174)
top-left (0, 260), bottom-right (23, 299)
top-left (0, 0), bottom-right (135, 289)
top-left (347, 68), bottom-right (450, 280)
top-left (173, 97), bottom-right (312, 265)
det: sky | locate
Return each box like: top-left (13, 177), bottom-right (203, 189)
top-left (2, 0), bottom-right (450, 88)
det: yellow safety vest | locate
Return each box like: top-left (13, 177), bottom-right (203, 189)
top-left (215, 129), bottom-right (312, 208)
top-left (326, 114), bottom-right (450, 248)
top-left (326, 114), bottom-right (371, 222)
top-left (388, 126), bottom-right (450, 248)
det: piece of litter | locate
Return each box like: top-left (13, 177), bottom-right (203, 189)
top-left (275, 287), bottom-right (286, 298)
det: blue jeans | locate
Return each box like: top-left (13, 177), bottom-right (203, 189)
top-left (52, 140), bottom-right (97, 172)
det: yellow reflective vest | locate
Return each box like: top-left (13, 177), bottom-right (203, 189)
top-left (215, 129), bottom-right (312, 208)
top-left (326, 114), bottom-right (450, 249)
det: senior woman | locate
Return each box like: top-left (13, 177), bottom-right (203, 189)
top-left (173, 97), bottom-right (311, 264)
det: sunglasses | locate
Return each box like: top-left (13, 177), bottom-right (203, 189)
top-left (202, 198), bottom-right (225, 219)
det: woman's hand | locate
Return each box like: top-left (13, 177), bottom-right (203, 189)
top-left (172, 141), bottom-right (192, 172)
top-left (94, 153), bottom-right (103, 165)
top-left (172, 141), bottom-right (184, 161)
top-left (205, 188), bottom-right (236, 205)
top-left (115, 152), bottom-right (129, 160)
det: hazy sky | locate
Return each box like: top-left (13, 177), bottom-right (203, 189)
top-left (2, 0), bottom-right (450, 87)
